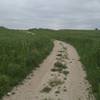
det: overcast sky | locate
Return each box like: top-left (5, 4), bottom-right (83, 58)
top-left (0, 0), bottom-right (100, 29)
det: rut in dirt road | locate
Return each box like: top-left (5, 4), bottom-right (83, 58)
top-left (3, 40), bottom-right (95, 100)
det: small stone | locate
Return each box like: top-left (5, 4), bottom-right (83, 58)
top-left (63, 88), bottom-right (67, 92)
top-left (7, 92), bottom-right (11, 96)
top-left (55, 90), bottom-right (60, 94)
top-left (12, 92), bottom-right (15, 95)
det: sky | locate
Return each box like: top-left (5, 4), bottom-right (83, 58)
top-left (0, 0), bottom-right (100, 29)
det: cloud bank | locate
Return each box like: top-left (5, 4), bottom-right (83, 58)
top-left (0, 0), bottom-right (100, 29)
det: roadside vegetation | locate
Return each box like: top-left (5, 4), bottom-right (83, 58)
top-left (0, 27), bottom-right (53, 98)
top-left (29, 29), bottom-right (100, 100)
top-left (0, 27), bottom-right (100, 100)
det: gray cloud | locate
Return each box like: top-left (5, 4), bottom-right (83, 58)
top-left (0, 0), bottom-right (100, 29)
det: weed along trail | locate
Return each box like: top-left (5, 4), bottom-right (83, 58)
top-left (3, 40), bottom-right (95, 100)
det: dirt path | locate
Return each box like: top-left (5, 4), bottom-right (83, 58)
top-left (3, 40), bottom-right (95, 100)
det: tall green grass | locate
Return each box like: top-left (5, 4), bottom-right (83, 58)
top-left (0, 28), bottom-right (53, 98)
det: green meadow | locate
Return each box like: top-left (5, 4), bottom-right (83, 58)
top-left (0, 27), bottom-right (100, 100)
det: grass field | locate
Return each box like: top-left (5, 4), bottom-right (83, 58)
top-left (0, 27), bottom-right (53, 98)
top-left (29, 29), bottom-right (100, 100)
top-left (0, 27), bottom-right (100, 100)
